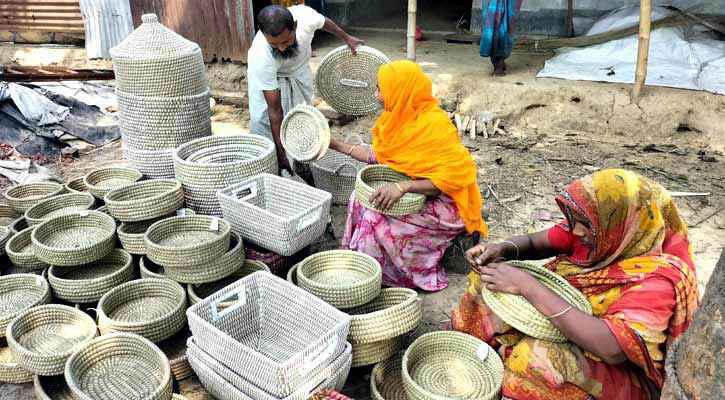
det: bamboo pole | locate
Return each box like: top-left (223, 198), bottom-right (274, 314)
top-left (632, 0), bottom-right (652, 101)
top-left (567, 0), bottom-right (574, 37)
top-left (407, 0), bottom-right (417, 61)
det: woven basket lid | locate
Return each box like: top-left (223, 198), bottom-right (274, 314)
top-left (316, 45), bottom-right (390, 116)
top-left (110, 14), bottom-right (200, 60)
top-left (281, 104), bottom-right (330, 162)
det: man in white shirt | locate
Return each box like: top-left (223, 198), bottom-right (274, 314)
top-left (248, 5), bottom-right (362, 173)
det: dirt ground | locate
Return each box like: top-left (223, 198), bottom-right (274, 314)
top-left (1, 30), bottom-right (725, 400)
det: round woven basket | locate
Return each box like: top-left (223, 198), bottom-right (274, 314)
top-left (7, 304), bottom-right (97, 376)
top-left (481, 260), bottom-right (592, 342)
top-left (0, 274), bottom-right (52, 338)
top-left (316, 45), bottom-right (390, 116)
top-left (9, 216), bottom-right (28, 235)
top-left (402, 331), bottom-right (503, 400)
top-left (286, 262), bottom-right (298, 285)
top-left (163, 231), bottom-right (244, 284)
top-left (83, 167), bottom-right (143, 200)
top-left (3, 182), bottom-right (65, 213)
top-left (65, 332), bottom-right (173, 400)
top-left (173, 135), bottom-right (277, 216)
top-left (297, 250), bottom-right (382, 309)
top-left (355, 165), bottom-right (426, 216)
top-left (97, 278), bottom-right (187, 343)
top-left (158, 328), bottom-right (193, 382)
top-left (123, 145), bottom-right (176, 180)
top-left (311, 150), bottom-right (367, 204)
top-left (0, 225), bottom-right (10, 257)
top-left (370, 354), bottom-right (407, 400)
top-left (48, 249), bottom-right (134, 304)
top-left (352, 336), bottom-right (403, 368)
top-left (187, 259), bottom-right (270, 305)
top-left (0, 204), bottom-right (21, 226)
top-left (64, 177), bottom-right (87, 194)
top-left (31, 211), bottom-right (116, 266)
top-left (34, 375), bottom-right (74, 400)
top-left (139, 256), bottom-right (167, 279)
top-left (144, 216), bottom-right (231, 269)
top-left (281, 103), bottom-right (330, 162)
top-left (25, 192), bottom-right (96, 226)
top-left (117, 209), bottom-right (194, 255)
top-left (0, 346), bottom-right (33, 384)
top-left (347, 288), bottom-right (422, 344)
top-left (6, 226), bottom-right (49, 271)
top-left (104, 179), bottom-right (184, 222)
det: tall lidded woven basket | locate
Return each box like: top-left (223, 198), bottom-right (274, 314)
top-left (111, 13), bottom-right (211, 179)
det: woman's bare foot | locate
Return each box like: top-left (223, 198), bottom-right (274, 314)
top-left (492, 59), bottom-right (507, 76)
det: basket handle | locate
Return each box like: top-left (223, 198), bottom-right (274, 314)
top-left (210, 285), bottom-right (247, 321)
top-left (296, 208), bottom-right (323, 233)
top-left (333, 162), bottom-right (358, 175)
top-left (231, 182), bottom-right (257, 202)
top-left (302, 336), bottom-right (339, 376)
top-left (339, 79), bottom-right (368, 88)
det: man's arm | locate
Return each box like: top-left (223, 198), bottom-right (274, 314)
top-left (321, 17), bottom-right (363, 53)
top-left (263, 89), bottom-right (291, 173)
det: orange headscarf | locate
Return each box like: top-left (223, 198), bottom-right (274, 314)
top-left (372, 61), bottom-right (487, 236)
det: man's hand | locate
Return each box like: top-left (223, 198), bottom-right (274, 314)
top-left (345, 35), bottom-right (364, 54)
top-left (277, 149), bottom-right (292, 174)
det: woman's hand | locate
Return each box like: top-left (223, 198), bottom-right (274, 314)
top-left (370, 183), bottom-right (405, 210)
top-left (465, 243), bottom-right (510, 273)
top-left (478, 262), bottom-right (538, 296)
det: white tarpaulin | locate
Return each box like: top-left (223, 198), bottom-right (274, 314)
top-left (0, 82), bottom-right (70, 125)
top-left (537, 5), bottom-right (725, 94)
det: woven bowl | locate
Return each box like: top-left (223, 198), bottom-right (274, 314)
top-left (0, 204), bottom-right (21, 226)
top-left (281, 103), bottom-right (331, 162)
top-left (3, 182), bottom-right (65, 213)
top-left (65, 332), bottom-right (173, 400)
top-left (286, 262), bottom-right (299, 285)
top-left (7, 304), bottom-right (97, 375)
top-left (311, 150), bottom-right (367, 205)
top-left (0, 274), bottom-right (52, 338)
top-left (9, 216), bottom-right (28, 235)
top-left (352, 336), bottom-right (402, 368)
top-left (139, 256), bottom-right (167, 279)
top-left (97, 278), bottom-right (187, 343)
top-left (187, 259), bottom-right (271, 305)
top-left (144, 215), bottom-right (231, 269)
top-left (297, 249), bottom-right (382, 309)
top-left (64, 177), bottom-right (87, 194)
top-left (83, 167), bottom-right (143, 200)
top-left (158, 328), bottom-right (193, 382)
top-left (48, 249), bottom-right (134, 304)
top-left (6, 226), bottom-right (49, 271)
top-left (355, 165), bottom-right (426, 216)
top-left (25, 192), bottom-right (96, 226)
top-left (0, 346), bottom-right (33, 384)
top-left (117, 208), bottom-right (195, 255)
top-left (123, 145), bottom-right (176, 180)
top-left (104, 179), bottom-right (184, 222)
top-left (402, 331), bottom-right (503, 400)
top-left (164, 231), bottom-right (244, 284)
top-left (0, 225), bottom-right (10, 257)
top-left (347, 288), bottom-right (422, 344)
top-left (31, 211), bottom-right (116, 266)
top-left (481, 260), bottom-right (593, 342)
top-left (371, 354), bottom-right (407, 400)
top-left (34, 375), bottom-right (74, 400)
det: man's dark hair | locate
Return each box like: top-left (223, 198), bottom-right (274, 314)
top-left (257, 5), bottom-right (295, 36)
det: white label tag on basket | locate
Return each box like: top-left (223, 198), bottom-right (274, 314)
top-left (210, 217), bottom-right (219, 231)
top-left (176, 209), bottom-right (187, 216)
top-left (79, 210), bottom-right (89, 217)
top-left (1, 362), bottom-right (17, 367)
top-left (476, 344), bottom-right (489, 361)
top-left (36, 276), bottom-right (43, 287)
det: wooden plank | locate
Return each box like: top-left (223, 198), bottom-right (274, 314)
top-left (632, 0), bottom-right (652, 101)
top-left (0, 66), bottom-right (114, 82)
top-left (0, 11), bottom-right (83, 18)
top-left (0, 2), bottom-right (80, 7)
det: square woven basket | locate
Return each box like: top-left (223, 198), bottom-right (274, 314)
top-left (217, 173), bottom-right (331, 256)
top-left (186, 272), bottom-right (350, 398)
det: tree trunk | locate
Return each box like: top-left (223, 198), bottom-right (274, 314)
top-left (661, 247), bottom-right (725, 399)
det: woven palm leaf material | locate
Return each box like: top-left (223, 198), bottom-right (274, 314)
top-left (162, 231), bottom-right (245, 285)
top-left (3, 182), bottom-right (65, 213)
top-left (351, 336), bottom-right (402, 368)
top-left (34, 375), bottom-right (74, 400)
top-left (64, 177), bottom-right (87, 193)
top-left (6, 226), bottom-right (49, 271)
top-left (0, 274), bottom-right (52, 338)
top-left (83, 167), bottom-right (143, 201)
top-left (481, 260), bottom-right (593, 342)
top-left (8, 216), bottom-right (28, 235)
top-left (0, 204), bottom-right (21, 226)
top-left (0, 226), bottom-right (10, 257)
top-left (316, 45), bottom-right (391, 116)
top-left (117, 208), bottom-right (196, 255)
top-left (64, 332), bottom-right (173, 400)
top-left (48, 248), bottom-right (134, 304)
top-left (354, 165), bottom-right (426, 216)
top-left (310, 150), bottom-right (367, 204)
top-left (140, 255), bottom-right (168, 279)
top-left (144, 215), bottom-right (231, 269)
top-left (0, 345), bottom-right (32, 384)
top-left (187, 259), bottom-right (271, 306)
top-left (123, 145), bottom-right (176, 180)
top-left (158, 328), bottom-right (193, 382)
top-left (104, 179), bottom-right (184, 222)
top-left (24, 193), bottom-right (95, 226)
top-left (370, 354), bottom-right (407, 400)
top-left (31, 210), bottom-right (116, 266)
top-left (281, 103), bottom-right (330, 162)
top-left (346, 288), bottom-right (422, 344)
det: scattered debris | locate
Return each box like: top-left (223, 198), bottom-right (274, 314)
top-left (689, 206), bottom-right (725, 228)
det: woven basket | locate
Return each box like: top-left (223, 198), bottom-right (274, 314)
top-left (164, 231), bottom-right (244, 284)
top-left (31, 210), bottom-right (116, 266)
top-left (402, 331), bottom-right (503, 400)
top-left (297, 250), bottom-right (382, 309)
top-left (173, 135), bottom-right (277, 216)
top-left (186, 272), bottom-right (351, 397)
top-left (0, 274), bottom-right (52, 338)
top-left (316, 45), bottom-right (390, 116)
top-left (0, 204), bottom-right (21, 226)
top-left (34, 375), bottom-right (74, 400)
top-left (281, 103), bottom-right (330, 162)
top-left (218, 173), bottom-right (331, 256)
top-left (286, 263), bottom-right (299, 285)
top-left (0, 225), bottom-right (9, 257)
top-left (98, 278), bottom-right (187, 343)
top-left (370, 354), bottom-right (407, 400)
top-left (7, 304), bottom-right (97, 375)
top-left (105, 179), bottom-right (184, 222)
top-left (347, 288), bottom-right (422, 344)
top-left (9, 216), bottom-right (28, 235)
top-left (246, 241), bottom-right (307, 277)
top-left (48, 248), bottom-right (134, 304)
top-left (351, 336), bottom-right (402, 368)
top-left (188, 259), bottom-right (270, 306)
top-left (3, 182), bottom-right (65, 213)
top-left (481, 260), bottom-right (593, 342)
top-left (158, 328), bottom-right (193, 382)
top-left (25, 192), bottom-right (96, 226)
top-left (139, 255), bottom-right (167, 279)
top-left (311, 150), bottom-right (367, 205)
top-left (123, 145), bottom-right (176, 180)
top-left (117, 209), bottom-right (195, 255)
top-left (187, 338), bottom-right (352, 400)
top-left (355, 165), bottom-right (426, 216)
top-left (117, 89), bottom-right (211, 150)
top-left (84, 167), bottom-right (143, 200)
top-left (64, 176), bottom-right (87, 194)
top-left (65, 332), bottom-right (173, 400)
top-left (6, 226), bottom-right (50, 271)
top-left (0, 346), bottom-right (33, 384)
top-left (144, 215), bottom-right (231, 269)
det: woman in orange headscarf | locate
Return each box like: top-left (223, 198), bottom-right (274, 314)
top-left (329, 60), bottom-right (487, 291)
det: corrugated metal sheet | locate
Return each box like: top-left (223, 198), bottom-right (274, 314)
top-left (129, 0), bottom-right (254, 62)
top-left (0, 0), bottom-right (85, 33)
top-left (79, 0), bottom-right (134, 59)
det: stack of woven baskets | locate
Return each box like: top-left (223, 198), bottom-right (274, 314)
top-left (110, 13), bottom-right (211, 179)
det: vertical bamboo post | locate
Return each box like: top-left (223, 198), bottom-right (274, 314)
top-left (632, 0), bottom-right (652, 102)
top-left (566, 0), bottom-right (574, 37)
top-left (407, 0), bottom-right (417, 61)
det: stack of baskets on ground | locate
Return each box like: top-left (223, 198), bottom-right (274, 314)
top-left (110, 13), bottom-right (211, 179)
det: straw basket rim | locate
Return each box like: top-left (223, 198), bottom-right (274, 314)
top-left (24, 192), bottom-right (95, 226)
top-left (104, 179), bottom-right (184, 222)
top-left (3, 182), bottom-right (65, 213)
top-left (355, 165), bottom-right (426, 216)
top-left (97, 278), bottom-right (187, 330)
top-left (0, 273), bottom-right (52, 333)
top-left (347, 287), bottom-right (422, 344)
top-left (144, 215), bottom-right (231, 253)
top-left (6, 226), bottom-right (49, 271)
top-left (47, 248), bottom-right (133, 287)
top-left (281, 103), bottom-right (330, 162)
top-left (370, 353), bottom-right (406, 400)
top-left (83, 167), bottom-right (143, 198)
top-left (187, 259), bottom-right (271, 305)
top-left (172, 134), bottom-right (275, 169)
top-left (297, 249), bottom-right (382, 291)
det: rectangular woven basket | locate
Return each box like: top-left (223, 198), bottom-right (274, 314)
top-left (217, 173), bottom-right (331, 256)
top-left (186, 272), bottom-right (350, 397)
